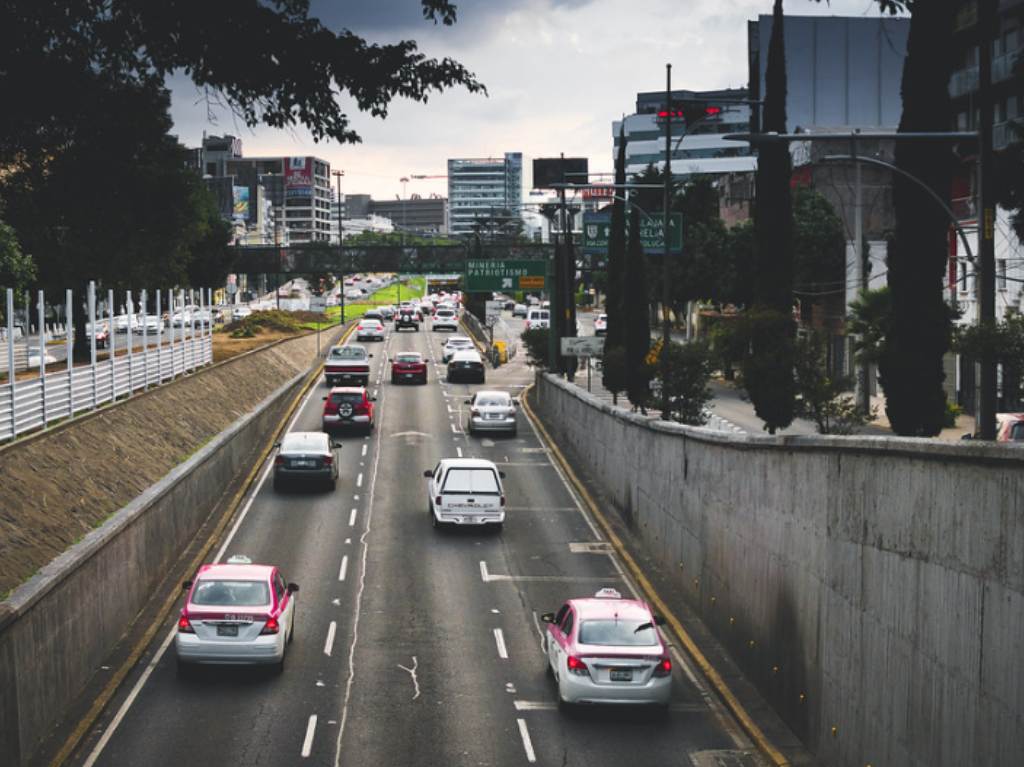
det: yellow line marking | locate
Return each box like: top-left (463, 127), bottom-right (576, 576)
top-left (520, 384), bottom-right (790, 767)
top-left (49, 322), bottom-right (355, 767)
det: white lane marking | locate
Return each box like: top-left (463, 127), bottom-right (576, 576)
top-left (324, 621), bottom-right (337, 656)
top-left (301, 714), bottom-right (318, 758)
top-left (333, 358), bottom-right (388, 766)
top-left (348, 508), bottom-right (358, 526)
top-left (396, 656), bottom-right (421, 700)
top-left (81, 376), bottom-right (323, 767)
top-left (361, 444), bottom-right (368, 457)
top-left (353, 494), bottom-right (360, 501)
top-left (338, 555), bottom-right (349, 582)
top-left (345, 538), bottom-right (352, 545)
top-left (451, 423), bottom-right (460, 434)
top-left (479, 560), bottom-right (491, 582)
top-left (456, 446), bottom-right (463, 458)
top-left (479, 560), bottom-right (619, 583)
top-left (516, 719), bottom-right (537, 763)
top-left (494, 628), bottom-right (509, 660)
top-left (530, 612), bottom-right (546, 656)
top-left (356, 472), bottom-right (364, 488)
top-left (514, 700), bottom-right (555, 711)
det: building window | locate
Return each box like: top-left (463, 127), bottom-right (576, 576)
top-left (997, 259), bottom-right (1007, 291)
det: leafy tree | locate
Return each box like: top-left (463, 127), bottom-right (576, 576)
top-left (520, 327), bottom-right (549, 369)
top-left (721, 221), bottom-right (755, 308)
top-left (602, 124), bottom-right (629, 403)
top-left (794, 331), bottom-right (874, 434)
top-left (625, 207), bottom-right (651, 412)
top-left (792, 187), bottom-right (846, 292)
top-left (0, 211), bottom-right (36, 316)
top-left (879, 2), bottom-right (957, 436)
top-left (846, 287), bottom-right (892, 366)
top-left (748, 0), bottom-right (796, 434)
top-left (654, 341), bottom-right (713, 425)
top-left (0, 1), bottom-right (483, 167)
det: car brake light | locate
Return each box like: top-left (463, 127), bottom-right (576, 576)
top-left (471, 409), bottom-right (480, 417)
top-left (274, 455), bottom-right (284, 466)
top-left (261, 616), bottom-right (280, 635)
top-left (653, 657), bottom-right (672, 677)
top-left (177, 613), bottom-right (194, 633)
top-left (567, 655), bottom-right (590, 676)
top-left (323, 455), bottom-right (333, 465)
top-left (435, 495), bottom-right (442, 506)
top-left (500, 495), bottom-right (506, 507)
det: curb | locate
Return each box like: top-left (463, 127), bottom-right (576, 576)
top-left (47, 321), bottom-right (355, 767)
top-left (520, 383), bottom-right (790, 767)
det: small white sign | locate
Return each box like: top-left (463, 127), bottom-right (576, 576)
top-left (310, 296), bottom-right (328, 314)
top-left (560, 336), bottom-right (605, 357)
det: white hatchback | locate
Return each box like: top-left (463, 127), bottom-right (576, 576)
top-left (433, 309), bottom-right (459, 332)
top-left (424, 459), bottom-right (506, 529)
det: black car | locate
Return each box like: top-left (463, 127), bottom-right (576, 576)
top-left (395, 309), bottom-right (420, 331)
top-left (447, 350), bottom-right (485, 383)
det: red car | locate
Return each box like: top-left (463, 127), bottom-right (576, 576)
top-left (322, 386), bottom-right (375, 434)
top-left (391, 351), bottom-right (427, 385)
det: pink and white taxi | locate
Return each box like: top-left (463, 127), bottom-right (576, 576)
top-left (542, 588), bottom-right (672, 707)
top-left (175, 555), bottom-right (298, 674)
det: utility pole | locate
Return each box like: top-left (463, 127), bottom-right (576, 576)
top-left (661, 63), bottom-right (672, 419)
top-left (977, 0), bottom-right (997, 439)
top-left (333, 169), bottom-right (346, 324)
top-left (852, 138), bottom-right (871, 414)
top-left (562, 161), bottom-right (577, 383)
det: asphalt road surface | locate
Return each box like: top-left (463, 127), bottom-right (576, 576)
top-left (68, 313), bottom-right (761, 767)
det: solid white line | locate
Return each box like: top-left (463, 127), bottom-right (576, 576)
top-left (338, 555), bottom-right (349, 582)
top-left (349, 508), bottom-right (358, 526)
top-left (82, 376), bottom-right (324, 767)
top-left (516, 719), bottom-right (537, 763)
top-left (356, 472), bottom-right (364, 488)
top-left (493, 628), bottom-right (509, 659)
top-left (324, 621), bottom-right (337, 656)
top-left (301, 714), bottom-right (318, 757)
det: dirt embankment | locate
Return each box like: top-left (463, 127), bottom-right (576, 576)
top-left (0, 329), bottom-right (338, 597)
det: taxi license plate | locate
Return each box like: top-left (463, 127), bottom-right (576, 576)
top-left (610, 669), bottom-right (633, 682)
top-left (293, 459), bottom-right (315, 468)
top-left (217, 625), bottom-right (239, 637)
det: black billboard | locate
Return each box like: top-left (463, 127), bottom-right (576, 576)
top-left (532, 157), bottom-right (589, 190)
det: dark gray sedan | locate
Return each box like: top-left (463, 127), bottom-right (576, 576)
top-left (273, 431), bottom-right (341, 491)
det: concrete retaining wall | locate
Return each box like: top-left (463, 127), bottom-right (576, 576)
top-left (535, 373), bottom-right (1024, 767)
top-left (0, 330), bottom-right (338, 766)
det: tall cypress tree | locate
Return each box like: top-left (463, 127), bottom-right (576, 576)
top-left (880, 2), bottom-right (956, 435)
top-left (625, 206), bottom-right (651, 411)
top-left (746, 0), bottom-right (796, 433)
top-left (602, 123), bottom-right (629, 401)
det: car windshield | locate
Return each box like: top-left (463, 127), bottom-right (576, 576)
top-left (395, 354), bottom-right (421, 363)
top-left (330, 347), bottom-right (366, 360)
top-left (447, 339), bottom-right (471, 347)
top-left (476, 395), bottom-right (509, 407)
top-left (191, 579), bottom-right (270, 607)
top-left (442, 468), bottom-right (500, 495)
top-left (577, 619), bottom-right (658, 646)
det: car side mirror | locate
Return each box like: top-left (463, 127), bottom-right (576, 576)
top-left (499, 471), bottom-right (506, 479)
top-left (653, 615), bottom-right (667, 626)
top-left (273, 442), bottom-right (281, 448)
top-left (423, 470), bottom-right (433, 478)
top-left (322, 396), bottom-right (328, 401)
top-left (370, 396), bottom-right (377, 402)
top-left (540, 612), bottom-right (555, 623)
top-left (465, 399), bottom-right (473, 404)
top-left (182, 580), bottom-right (193, 590)
top-left (368, 353), bottom-right (374, 358)
top-left (330, 439), bottom-right (343, 449)
top-left (287, 582), bottom-right (299, 593)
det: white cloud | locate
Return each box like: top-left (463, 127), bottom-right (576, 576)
top-left (169, 0), bottom-right (896, 200)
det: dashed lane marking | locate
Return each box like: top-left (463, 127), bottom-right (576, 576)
top-left (301, 715), bottom-right (317, 758)
top-left (324, 622), bottom-right (337, 656)
top-left (494, 628), bottom-right (509, 660)
top-left (516, 719), bottom-right (536, 763)
top-left (338, 555), bottom-right (349, 582)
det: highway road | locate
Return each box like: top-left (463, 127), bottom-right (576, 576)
top-left (68, 312), bottom-right (761, 767)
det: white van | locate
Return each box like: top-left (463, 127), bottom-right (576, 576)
top-left (424, 459), bottom-right (506, 529)
top-left (525, 307), bottom-right (550, 330)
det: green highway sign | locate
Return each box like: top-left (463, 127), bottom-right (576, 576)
top-left (582, 212), bottom-right (682, 255)
top-left (465, 259), bottom-right (548, 291)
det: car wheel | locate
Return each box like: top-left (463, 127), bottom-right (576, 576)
top-left (391, 375), bottom-right (397, 385)
top-left (289, 614), bottom-right (296, 644)
top-left (176, 657), bottom-right (193, 679)
top-left (275, 645), bottom-right (286, 675)
top-left (273, 477), bottom-right (282, 493)
top-left (510, 428), bottom-right (518, 438)
top-left (492, 522), bottom-right (503, 533)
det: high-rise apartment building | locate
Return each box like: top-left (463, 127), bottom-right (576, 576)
top-left (447, 153), bottom-right (523, 236)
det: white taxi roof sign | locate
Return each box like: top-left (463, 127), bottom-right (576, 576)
top-left (226, 554), bottom-right (253, 565)
top-left (594, 588), bottom-right (622, 599)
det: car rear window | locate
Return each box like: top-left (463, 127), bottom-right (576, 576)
top-left (395, 354), bottom-right (422, 363)
top-left (578, 619), bottom-right (658, 646)
top-left (192, 579), bottom-right (270, 607)
top-left (330, 393), bottom-right (364, 405)
top-left (442, 468), bottom-right (501, 495)
top-left (330, 347), bottom-right (366, 360)
top-left (476, 395), bottom-right (509, 407)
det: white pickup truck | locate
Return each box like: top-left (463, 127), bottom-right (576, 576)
top-left (424, 459), bottom-right (506, 530)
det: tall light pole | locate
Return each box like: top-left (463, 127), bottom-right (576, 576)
top-left (333, 169), bottom-right (345, 323)
top-left (977, 0), bottom-right (997, 440)
top-left (661, 63), bottom-right (672, 419)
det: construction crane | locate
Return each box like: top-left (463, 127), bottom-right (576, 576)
top-left (400, 174), bottom-right (447, 199)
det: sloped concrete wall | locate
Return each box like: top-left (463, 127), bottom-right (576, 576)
top-left (536, 373), bottom-right (1024, 767)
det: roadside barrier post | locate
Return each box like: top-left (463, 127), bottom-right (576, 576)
top-left (38, 289), bottom-right (46, 427)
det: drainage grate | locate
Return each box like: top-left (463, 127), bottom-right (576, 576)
top-left (569, 541), bottom-right (614, 554)
top-left (690, 751), bottom-right (764, 767)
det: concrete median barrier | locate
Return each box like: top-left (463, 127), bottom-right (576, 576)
top-left (0, 327), bottom-right (343, 767)
top-left (534, 372), bottom-right (1024, 767)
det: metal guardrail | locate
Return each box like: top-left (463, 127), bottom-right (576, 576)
top-left (2, 283), bottom-right (214, 444)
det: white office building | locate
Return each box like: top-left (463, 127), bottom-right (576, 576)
top-left (447, 153), bottom-right (523, 236)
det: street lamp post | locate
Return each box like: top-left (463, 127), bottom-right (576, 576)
top-left (661, 63), bottom-right (672, 418)
top-left (332, 169), bottom-right (345, 323)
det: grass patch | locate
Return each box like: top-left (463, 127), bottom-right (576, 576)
top-left (320, 277), bottom-right (426, 325)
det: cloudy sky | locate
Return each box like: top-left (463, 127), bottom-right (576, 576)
top-left (169, 0), bottom-right (895, 201)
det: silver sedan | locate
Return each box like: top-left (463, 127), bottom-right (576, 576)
top-left (466, 390), bottom-right (517, 436)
